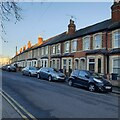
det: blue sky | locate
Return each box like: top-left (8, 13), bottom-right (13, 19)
top-left (2, 2), bottom-right (113, 57)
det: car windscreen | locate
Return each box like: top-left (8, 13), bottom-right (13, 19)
top-left (29, 67), bottom-right (37, 70)
top-left (52, 68), bottom-right (60, 73)
top-left (89, 72), bottom-right (103, 79)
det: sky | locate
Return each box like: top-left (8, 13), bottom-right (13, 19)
top-left (1, 2), bottom-right (113, 58)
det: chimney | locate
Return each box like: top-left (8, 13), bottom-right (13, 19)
top-left (23, 45), bottom-right (26, 51)
top-left (68, 19), bottom-right (76, 34)
top-left (38, 36), bottom-right (43, 45)
top-left (28, 41), bottom-right (31, 48)
top-left (111, 0), bottom-right (120, 22)
top-left (20, 48), bottom-right (22, 53)
top-left (16, 46), bottom-right (18, 55)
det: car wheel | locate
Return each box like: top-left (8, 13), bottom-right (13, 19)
top-left (68, 80), bottom-right (73, 86)
top-left (37, 73), bottom-right (40, 79)
top-left (88, 84), bottom-right (95, 92)
top-left (48, 76), bottom-right (52, 82)
top-left (29, 73), bottom-right (31, 77)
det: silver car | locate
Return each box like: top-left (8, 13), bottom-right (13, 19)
top-left (37, 67), bottom-right (66, 82)
top-left (22, 67), bottom-right (38, 77)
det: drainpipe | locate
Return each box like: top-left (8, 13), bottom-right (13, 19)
top-left (105, 29), bottom-right (109, 79)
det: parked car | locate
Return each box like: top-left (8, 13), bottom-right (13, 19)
top-left (6, 65), bottom-right (17, 72)
top-left (2, 65), bottom-right (9, 71)
top-left (37, 67), bottom-right (66, 82)
top-left (22, 67), bottom-right (38, 76)
top-left (68, 70), bottom-right (112, 92)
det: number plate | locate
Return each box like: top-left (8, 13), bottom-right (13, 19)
top-left (105, 86), bottom-right (111, 89)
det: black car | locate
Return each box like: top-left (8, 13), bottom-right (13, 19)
top-left (68, 70), bottom-right (112, 92)
top-left (37, 67), bottom-right (66, 82)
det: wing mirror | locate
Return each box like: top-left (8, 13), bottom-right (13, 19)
top-left (85, 75), bottom-right (90, 79)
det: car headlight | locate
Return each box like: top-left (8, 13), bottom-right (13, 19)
top-left (53, 74), bottom-right (58, 79)
top-left (93, 78), bottom-right (103, 83)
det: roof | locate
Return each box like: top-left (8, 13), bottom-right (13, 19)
top-left (37, 19), bottom-right (120, 47)
top-left (16, 19), bottom-right (120, 56)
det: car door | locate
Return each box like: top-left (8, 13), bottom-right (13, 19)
top-left (40, 68), bottom-right (48, 79)
top-left (26, 67), bottom-right (30, 75)
top-left (43, 68), bottom-right (50, 79)
top-left (78, 71), bottom-right (89, 87)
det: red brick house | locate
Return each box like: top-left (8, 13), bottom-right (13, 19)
top-left (11, 1), bottom-right (120, 80)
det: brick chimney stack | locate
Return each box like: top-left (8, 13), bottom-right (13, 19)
top-left (68, 19), bottom-right (76, 34)
top-left (38, 36), bottom-right (43, 45)
top-left (20, 48), bottom-right (22, 53)
top-left (23, 45), bottom-right (26, 51)
top-left (28, 41), bottom-right (31, 49)
top-left (111, 0), bottom-right (120, 22)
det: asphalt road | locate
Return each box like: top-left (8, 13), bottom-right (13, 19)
top-left (1, 70), bottom-right (120, 119)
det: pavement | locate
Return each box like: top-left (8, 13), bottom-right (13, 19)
top-left (2, 97), bottom-right (21, 119)
top-left (112, 86), bottom-right (120, 95)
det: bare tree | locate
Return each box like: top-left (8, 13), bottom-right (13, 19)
top-left (0, 1), bottom-right (22, 42)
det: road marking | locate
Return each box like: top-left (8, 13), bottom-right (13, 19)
top-left (0, 90), bottom-right (38, 120)
top-left (0, 92), bottom-right (28, 120)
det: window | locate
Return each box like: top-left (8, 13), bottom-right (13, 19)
top-left (68, 59), bottom-right (72, 69)
top-left (45, 46), bottom-right (48, 55)
top-left (89, 58), bottom-right (95, 72)
top-left (41, 47), bottom-right (44, 55)
top-left (64, 42), bottom-right (69, 53)
top-left (79, 71), bottom-right (88, 77)
top-left (112, 30), bottom-right (120, 48)
top-left (80, 58), bottom-right (86, 70)
top-left (56, 44), bottom-right (61, 54)
top-left (98, 58), bottom-right (101, 73)
top-left (52, 45), bottom-right (55, 54)
top-left (57, 60), bottom-right (60, 69)
top-left (113, 58), bottom-right (120, 76)
top-left (75, 59), bottom-right (79, 69)
top-left (52, 60), bottom-right (55, 68)
top-left (93, 34), bottom-right (102, 49)
top-left (83, 36), bottom-right (90, 50)
top-left (63, 59), bottom-right (67, 69)
top-left (71, 40), bottom-right (77, 52)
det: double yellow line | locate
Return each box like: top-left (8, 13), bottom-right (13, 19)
top-left (0, 89), bottom-right (38, 120)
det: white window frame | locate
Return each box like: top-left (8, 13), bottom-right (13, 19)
top-left (45, 46), bottom-right (48, 55)
top-left (64, 41), bottom-right (70, 53)
top-left (112, 57), bottom-right (120, 74)
top-left (56, 43), bottom-right (61, 54)
top-left (112, 29), bottom-right (120, 48)
top-left (51, 45), bottom-right (56, 55)
top-left (93, 33), bottom-right (102, 49)
top-left (71, 39), bottom-right (77, 52)
top-left (41, 47), bottom-right (44, 56)
top-left (83, 36), bottom-right (90, 50)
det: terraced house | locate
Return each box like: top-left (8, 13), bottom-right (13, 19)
top-left (11, 1), bottom-right (120, 79)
